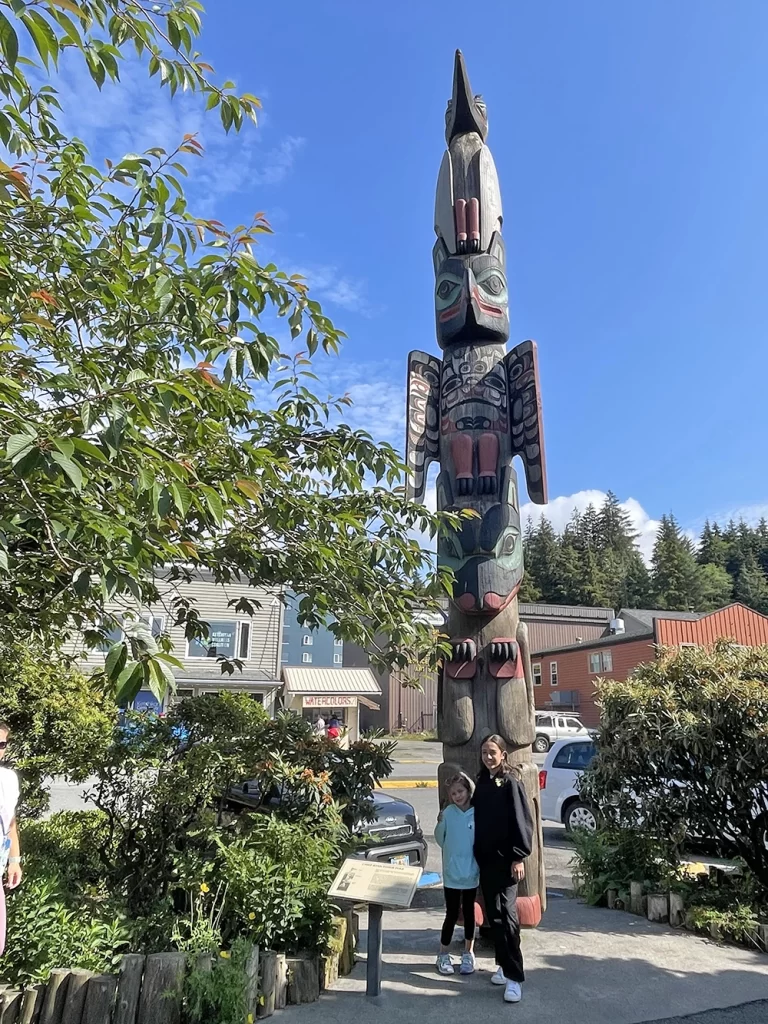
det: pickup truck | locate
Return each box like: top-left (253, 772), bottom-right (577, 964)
top-left (533, 712), bottom-right (592, 753)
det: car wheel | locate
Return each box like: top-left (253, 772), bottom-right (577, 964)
top-left (533, 735), bottom-right (549, 754)
top-left (565, 801), bottom-right (598, 833)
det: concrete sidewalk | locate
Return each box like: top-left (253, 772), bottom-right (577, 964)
top-left (283, 896), bottom-right (768, 1024)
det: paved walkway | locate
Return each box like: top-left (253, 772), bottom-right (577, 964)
top-left (284, 896), bottom-right (768, 1024)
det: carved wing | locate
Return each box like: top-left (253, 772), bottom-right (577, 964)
top-left (505, 340), bottom-right (548, 505)
top-left (405, 350), bottom-right (441, 502)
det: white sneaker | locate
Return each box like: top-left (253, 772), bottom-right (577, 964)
top-left (504, 980), bottom-right (522, 1003)
top-left (460, 952), bottom-right (476, 975)
top-left (491, 966), bottom-right (506, 986)
top-left (436, 953), bottom-right (454, 975)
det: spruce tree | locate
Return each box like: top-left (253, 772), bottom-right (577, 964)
top-left (651, 515), bottom-right (703, 611)
top-left (735, 558), bottom-right (768, 615)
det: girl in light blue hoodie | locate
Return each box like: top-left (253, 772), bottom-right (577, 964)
top-left (434, 772), bottom-right (480, 976)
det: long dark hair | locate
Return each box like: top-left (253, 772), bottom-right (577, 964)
top-left (479, 733), bottom-right (521, 780)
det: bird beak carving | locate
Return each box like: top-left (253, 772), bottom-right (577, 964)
top-left (445, 49), bottom-right (488, 142)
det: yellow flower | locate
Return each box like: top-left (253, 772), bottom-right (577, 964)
top-left (220, 951), bottom-right (231, 959)
top-left (200, 883), bottom-right (210, 893)
top-left (248, 912), bottom-right (256, 920)
top-left (248, 1015), bottom-right (254, 1023)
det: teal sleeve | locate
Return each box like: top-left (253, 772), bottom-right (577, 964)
top-left (435, 817), bottom-right (446, 848)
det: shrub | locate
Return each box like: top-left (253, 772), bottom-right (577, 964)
top-left (20, 811), bottom-right (113, 891)
top-left (583, 641), bottom-right (768, 894)
top-left (2, 877), bottom-right (129, 987)
top-left (0, 643), bottom-right (116, 817)
top-left (571, 827), bottom-right (673, 905)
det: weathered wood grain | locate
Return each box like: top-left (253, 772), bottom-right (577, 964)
top-left (136, 954), bottom-right (185, 1024)
top-left (81, 976), bottom-right (117, 1024)
top-left (112, 955), bottom-right (145, 1024)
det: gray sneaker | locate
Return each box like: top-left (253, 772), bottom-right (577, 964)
top-left (436, 953), bottom-right (454, 975)
top-left (460, 952), bottom-right (476, 975)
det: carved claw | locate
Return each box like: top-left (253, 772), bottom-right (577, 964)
top-left (456, 475), bottom-right (474, 496)
top-left (450, 639), bottom-right (476, 662)
top-left (490, 640), bottom-right (518, 662)
top-left (478, 473), bottom-right (497, 495)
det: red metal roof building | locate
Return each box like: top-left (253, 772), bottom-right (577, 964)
top-left (532, 603), bottom-right (768, 727)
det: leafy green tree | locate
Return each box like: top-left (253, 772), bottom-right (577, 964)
top-left (697, 521), bottom-right (730, 569)
top-left (696, 562), bottom-right (733, 611)
top-left (0, 1), bottom-right (449, 701)
top-left (0, 641), bottom-right (116, 817)
top-left (651, 515), bottom-right (702, 611)
top-left (735, 558), bottom-right (768, 615)
top-left (584, 642), bottom-right (768, 893)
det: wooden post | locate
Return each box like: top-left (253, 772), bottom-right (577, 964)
top-left (81, 977), bottom-right (117, 1024)
top-left (0, 990), bottom-right (23, 1024)
top-left (756, 923), bottom-right (768, 953)
top-left (39, 970), bottom-right (71, 1024)
top-left (136, 954), bottom-right (185, 1024)
top-left (244, 947), bottom-right (259, 1021)
top-left (61, 970), bottom-right (93, 1024)
top-left (669, 893), bottom-right (685, 928)
top-left (606, 888), bottom-right (618, 910)
top-left (646, 895), bottom-right (669, 924)
top-left (629, 882), bottom-right (644, 916)
top-left (18, 985), bottom-right (44, 1024)
top-left (286, 956), bottom-right (319, 1006)
top-left (113, 955), bottom-right (145, 1024)
top-left (366, 904), bottom-right (383, 998)
top-left (274, 955), bottom-right (287, 1011)
top-left (256, 952), bottom-right (277, 1019)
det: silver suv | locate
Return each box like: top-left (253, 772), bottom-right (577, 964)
top-left (533, 712), bottom-right (591, 753)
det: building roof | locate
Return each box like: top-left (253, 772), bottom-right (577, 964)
top-left (281, 666), bottom-right (382, 695)
top-left (533, 629), bottom-right (656, 657)
top-left (617, 608), bottom-right (702, 636)
top-left (521, 603), bottom-right (614, 621)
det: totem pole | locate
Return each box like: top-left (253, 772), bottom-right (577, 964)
top-left (405, 51), bottom-right (548, 915)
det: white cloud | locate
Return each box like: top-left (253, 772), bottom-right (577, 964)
top-left (521, 490), bottom-right (661, 563)
top-left (51, 51), bottom-right (303, 211)
top-left (292, 265), bottom-right (376, 316)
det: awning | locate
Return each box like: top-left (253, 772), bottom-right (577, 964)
top-left (281, 666), bottom-right (381, 696)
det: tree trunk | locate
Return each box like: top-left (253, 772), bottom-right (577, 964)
top-left (136, 954), bottom-right (185, 1024)
top-left (39, 970), bottom-right (71, 1024)
top-left (113, 955), bottom-right (145, 1024)
top-left (60, 970), bottom-right (93, 1024)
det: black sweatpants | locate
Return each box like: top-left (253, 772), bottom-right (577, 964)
top-left (479, 866), bottom-right (524, 983)
top-left (440, 887), bottom-right (477, 946)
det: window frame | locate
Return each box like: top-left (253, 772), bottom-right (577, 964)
top-left (333, 653), bottom-right (342, 664)
top-left (532, 662), bottom-right (542, 686)
top-left (550, 661), bottom-right (559, 686)
top-left (302, 634), bottom-right (314, 647)
top-left (588, 652), bottom-right (601, 674)
top-left (601, 650), bottom-right (612, 672)
top-left (302, 651), bottom-right (313, 664)
top-left (552, 741), bottom-right (596, 771)
top-left (186, 620), bottom-right (241, 660)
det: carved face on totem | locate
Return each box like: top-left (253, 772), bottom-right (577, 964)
top-left (433, 234), bottom-right (509, 349)
top-left (437, 466), bottom-right (523, 615)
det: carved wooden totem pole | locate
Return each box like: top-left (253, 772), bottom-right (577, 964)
top-left (406, 51), bottom-right (548, 915)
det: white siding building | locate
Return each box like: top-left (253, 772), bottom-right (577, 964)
top-left (78, 570), bottom-right (284, 714)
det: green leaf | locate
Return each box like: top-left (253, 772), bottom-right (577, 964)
top-left (115, 661), bottom-right (143, 704)
top-left (0, 550), bottom-right (8, 572)
top-left (202, 487), bottom-right (224, 527)
top-left (71, 437), bottom-right (108, 463)
top-left (50, 451), bottom-right (84, 490)
top-left (81, 400), bottom-right (93, 431)
top-left (0, 11), bottom-right (19, 70)
top-left (171, 481), bottom-right (192, 517)
top-left (105, 641), bottom-right (128, 679)
top-left (22, 11), bottom-right (59, 70)
top-left (6, 433), bottom-right (34, 462)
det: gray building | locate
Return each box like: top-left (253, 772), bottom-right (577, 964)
top-left (280, 591), bottom-right (344, 669)
top-left (76, 570), bottom-right (284, 714)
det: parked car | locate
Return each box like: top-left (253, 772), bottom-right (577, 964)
top-left (226, 781), bottom-right (429, 867)
top-left (539, 737), bottom-right (598, 831)
top-left (539, 738), bottom-right (768, 855)
top-left (533, 713), bottom-right (592, 754)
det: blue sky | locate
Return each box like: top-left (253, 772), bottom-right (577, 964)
top-left (54, 1), bottom-right (768, 556)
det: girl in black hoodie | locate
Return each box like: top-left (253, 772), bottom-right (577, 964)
top-left (472, 733), bottom-right (533, 1004)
